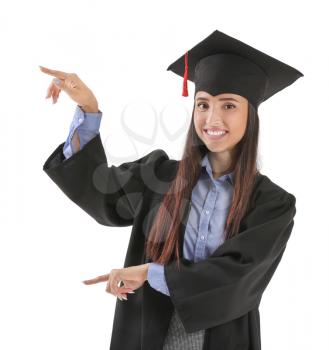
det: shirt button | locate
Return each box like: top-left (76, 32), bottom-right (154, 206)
top-left (205, 210), bottom-right (209, 215)
top-left (78, 118), bottom-right (83, 123)
top-left (200, 235), bottom-right (205, 240)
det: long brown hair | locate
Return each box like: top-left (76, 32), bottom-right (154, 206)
top-left (145, 102), bottom-right (261, 269)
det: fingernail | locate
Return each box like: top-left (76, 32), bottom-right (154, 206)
top-left (118, 296), bottom-right (122, 301)
top-left (122, 296), bottom-right (127, 300)
top-left (128, 291), bottom-right (135, 294)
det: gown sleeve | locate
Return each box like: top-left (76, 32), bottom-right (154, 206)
top-left (43, 133), bottom-right (168, 227)
top-left (164, 190), bottom-right (297, 333)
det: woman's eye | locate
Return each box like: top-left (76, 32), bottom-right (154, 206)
top-left (197, 103), bottom-right (208, 109)
top-left (197, 103), bottom-right (235, 110)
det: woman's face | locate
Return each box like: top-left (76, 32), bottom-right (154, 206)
top-left (193, 91), bottom-right (249, 154)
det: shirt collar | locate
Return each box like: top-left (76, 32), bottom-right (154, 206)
top-left (201, 152), bottom-right (235, 186)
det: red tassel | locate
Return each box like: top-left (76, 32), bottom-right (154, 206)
top-left (182, 51), bottom-right (189, 97)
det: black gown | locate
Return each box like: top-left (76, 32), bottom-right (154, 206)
top-left (43, 133), bottom-right (296, 350)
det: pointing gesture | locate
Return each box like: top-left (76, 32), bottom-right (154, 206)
top-left (39, 65), bottom-right (98, 111)
top-left (82, 264), bottom-right (150, 301)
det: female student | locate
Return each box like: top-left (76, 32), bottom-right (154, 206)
top-left (41, 29), bottom-right (303, 350)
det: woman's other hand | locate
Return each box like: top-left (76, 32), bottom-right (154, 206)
top-left (39, 65), bottom-right (98, 111)
top-left (82, 264), bottom-right (150, 301)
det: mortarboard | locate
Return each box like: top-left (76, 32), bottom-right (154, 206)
top-left (166, 29), bottom-right (304, 110)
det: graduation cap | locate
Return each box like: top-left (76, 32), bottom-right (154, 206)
top-left (166, 29), bottom-right (304, 110)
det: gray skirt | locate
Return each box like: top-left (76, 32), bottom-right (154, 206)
top-left (162, 308), bottom-right (205, 350)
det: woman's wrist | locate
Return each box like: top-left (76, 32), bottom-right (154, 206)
top-left (143, 263), bottom-right (150, 281)
top-left (80, 104), bottom-right (99, 113)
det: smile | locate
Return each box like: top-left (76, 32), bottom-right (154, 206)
top-left (203, 129), bottom-right (228, 140)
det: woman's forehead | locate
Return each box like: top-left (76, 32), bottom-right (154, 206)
top-left (195, 91), bottom-right (244, 101)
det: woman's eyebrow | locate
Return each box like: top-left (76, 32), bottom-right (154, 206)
top-left (196, 97), bottom-right (239, 102)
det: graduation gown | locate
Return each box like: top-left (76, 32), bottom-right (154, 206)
top-left (43, 133), bottom-right (296, 350)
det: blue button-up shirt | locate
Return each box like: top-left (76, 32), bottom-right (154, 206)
top-left (63, 106), bottom-right (234, 297)
top-left (147, 154), bottom-right (234, 296)
top-left (63, 105), bottom-right (102, 160)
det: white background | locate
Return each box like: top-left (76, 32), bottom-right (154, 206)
top-left (0, 0), bottom-right (327, 349)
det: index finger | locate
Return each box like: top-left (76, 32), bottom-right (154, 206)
top-left (82, 274), bottom-right (109, 285)
top-left (39, 66), bottom-right (68, 79)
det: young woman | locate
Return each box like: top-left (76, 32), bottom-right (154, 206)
top-left (41, 30), bottom-right (303, 350)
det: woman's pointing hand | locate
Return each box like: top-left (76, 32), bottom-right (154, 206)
top-left (39, 65), bottom-right (98, 110)
top-left (82, 264), bottom-right (150, 301)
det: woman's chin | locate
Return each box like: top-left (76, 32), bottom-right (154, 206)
top-left (204, 140), bottom-right (227, 151)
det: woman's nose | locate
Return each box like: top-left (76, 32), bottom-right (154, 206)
top-left (206, 109), bottom-right (223, 124)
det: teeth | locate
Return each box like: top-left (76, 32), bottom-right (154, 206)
top-left (206, 130), bottom-right (227, 136)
